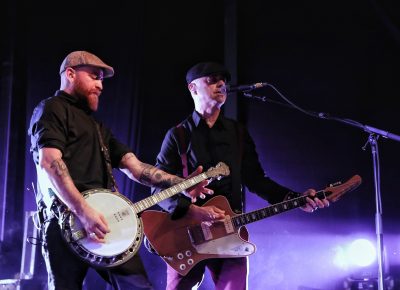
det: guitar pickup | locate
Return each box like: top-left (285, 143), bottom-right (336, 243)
top-left (187, 225), bottom-right (204, 245)
top-left (201, 222), bottom-right (213, 241)
top-left (223, 216), bottom-right (234, 234)
top-left (187, 222), bottom-right (213, 245)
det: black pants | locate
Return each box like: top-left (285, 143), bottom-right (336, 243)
top-left (41, 218), bottom-right (153, 290)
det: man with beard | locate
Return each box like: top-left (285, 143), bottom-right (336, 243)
top-left (28, 51), bottom-right (212, 290)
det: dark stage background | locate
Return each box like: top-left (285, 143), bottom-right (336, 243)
top-left (1, 1), bottom-right (399, 289)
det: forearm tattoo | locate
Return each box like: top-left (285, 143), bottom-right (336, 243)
top-left (50, 158), bottom-right (70, 178)
top-left (121, 152), bottom-right (135, 163)
top-left (139, 164), bottom-right (181, 188)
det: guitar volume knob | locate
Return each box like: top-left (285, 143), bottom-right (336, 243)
top-left (179, 264), bottom-right (186, 270)
top-left (185, 250), bottom-right (192, 257)
top-left (177, 253), bottom-right (184, 259)
top-left (187, 259), bottom-right (194, 265)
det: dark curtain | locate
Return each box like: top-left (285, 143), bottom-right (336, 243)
top-left (1, 0), bottom-right (399, 289)
top-left (1, 0), bottom-right (226, 288)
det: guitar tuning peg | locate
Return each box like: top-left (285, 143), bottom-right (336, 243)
top-left (328, 181), bottom-right (342, 187)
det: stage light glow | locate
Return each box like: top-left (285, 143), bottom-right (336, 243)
top-left (333, 238), bottom-right (377, 270)
top-left (347, 238), bottom-right (376, 267)
top-left (332, 245), bottom-right (348, 270)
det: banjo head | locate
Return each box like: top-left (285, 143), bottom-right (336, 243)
top-left (61, 188), bottom-right (143, 268)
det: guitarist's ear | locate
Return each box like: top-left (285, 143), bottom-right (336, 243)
top-left (284, 191), bottom-right (301, 201)
top-left (188, 83), bottom-right (197, 95)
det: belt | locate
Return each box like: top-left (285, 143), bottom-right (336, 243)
top-left (37, 205), bottom-right (57, 225)
top-left (43, 206), bottom-right (56, 220)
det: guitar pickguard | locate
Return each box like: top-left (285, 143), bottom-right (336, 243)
top-left (194, 233), bottom-right (255, 256)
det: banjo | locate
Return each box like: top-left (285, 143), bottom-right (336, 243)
top-left (56, 162), bottom-right (230, 269)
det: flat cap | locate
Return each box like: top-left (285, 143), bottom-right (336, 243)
top-left (186, 62), bottom-right (231, 84)
top-left (59, 51), bottom-right (114, 78)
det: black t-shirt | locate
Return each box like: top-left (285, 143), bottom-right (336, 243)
top-left (28, 90), bottom-right (131, 203)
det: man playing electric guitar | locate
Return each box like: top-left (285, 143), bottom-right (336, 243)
top-left (150, 62), bottom-right (329, 290)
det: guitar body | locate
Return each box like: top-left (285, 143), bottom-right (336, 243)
top-left (141, 195), bottom-right (256, 276)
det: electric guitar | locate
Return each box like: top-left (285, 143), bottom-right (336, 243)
top-left (141, 174), bottom-right (362, 276)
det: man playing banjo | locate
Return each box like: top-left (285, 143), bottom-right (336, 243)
top-left (28, 51), bottom-right (213, 290)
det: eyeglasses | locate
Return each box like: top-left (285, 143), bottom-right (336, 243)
top-left (205, 74), bottom-right (227, 85)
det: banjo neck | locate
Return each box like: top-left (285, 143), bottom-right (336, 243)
top-left (132, 173), bottom-right (208, 214)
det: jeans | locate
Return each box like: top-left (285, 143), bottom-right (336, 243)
top-left (166, 257), bottom-right (248, 290)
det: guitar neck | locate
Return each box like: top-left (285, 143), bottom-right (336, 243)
top-left (231, 191), bottom-right (325, 228)
top-left (132, 173), bottom-right (209, 214)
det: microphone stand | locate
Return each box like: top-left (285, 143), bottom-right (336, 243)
top-left (241, 84), bottom-right (400, 290)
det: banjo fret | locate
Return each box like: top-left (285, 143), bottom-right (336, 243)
top-left (132, 172), bottom-right (210, 213)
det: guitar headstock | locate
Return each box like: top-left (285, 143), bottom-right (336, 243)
top-left (206, 162), bottom-right (230, 180)
top-left (324, 174), bottom-right (362, 202)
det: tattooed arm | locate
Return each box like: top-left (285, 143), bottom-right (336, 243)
top-left (119, 152), bottom-right (213, 202)
top-left (119, 152), bottom-right (182, 188)
top-left (37, 147), bottom-right (109, 241)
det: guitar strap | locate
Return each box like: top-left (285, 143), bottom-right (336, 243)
top-left (175, 123), bottom-right (188, 178)
top-left (95, 122), bottom-right (120, 193)
top-left (34, 121), bottom-right (121, 231)
top-left (175, 121), bottom-right (245, 212)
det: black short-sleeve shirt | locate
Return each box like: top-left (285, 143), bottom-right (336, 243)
top-left (28, 90), bottom-right (131, 202)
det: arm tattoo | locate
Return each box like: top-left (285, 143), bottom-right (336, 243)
top-left (50, 158), bottom-right (70, 178)
top-left (139, 164), bottom-right (153, 185)
top-left (139, 164), bottom-right (182, 188)
top-left (121, 152), bottom-right (135, 163)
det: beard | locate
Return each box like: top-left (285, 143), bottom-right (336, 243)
top-left (74, 79), bottom-right (100, 111)
top-left (75, 91), bottom-right (99, 112)
top-left (86, 94), bottom-right (99, 111)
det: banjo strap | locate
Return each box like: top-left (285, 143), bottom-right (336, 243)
top-left (95, 122), bottom-right (120, 193)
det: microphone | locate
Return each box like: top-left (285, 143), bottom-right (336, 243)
top-left (226, 82), bottom-right (269, 93)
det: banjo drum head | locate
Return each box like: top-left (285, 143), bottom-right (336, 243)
top-left (65, 189), bottom-right (143, 267)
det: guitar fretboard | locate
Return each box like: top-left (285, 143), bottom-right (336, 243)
top-left (231, 191), bottom-right (326, 228)
top-left (132, 173), bottom-right (208, 213)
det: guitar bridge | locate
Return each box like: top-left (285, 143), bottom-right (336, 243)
top-left (72, 230), bottom-right (86, 241)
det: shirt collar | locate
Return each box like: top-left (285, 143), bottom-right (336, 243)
top-left (55, 90), bottom-right (92, 114)
top-left (192, 110), bottom-right (225, 129)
